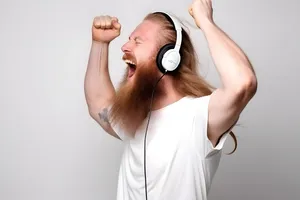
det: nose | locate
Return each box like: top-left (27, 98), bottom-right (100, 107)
top-left (121, 41), bottom-right (132, 53)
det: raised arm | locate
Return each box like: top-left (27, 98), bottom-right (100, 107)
top-left (189, 0), bottom-right (257, 146)
top-left (84, 15), bottom-right (121, 139)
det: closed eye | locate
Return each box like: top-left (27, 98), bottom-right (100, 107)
top-left (129, 36), bottom-right (144, 44)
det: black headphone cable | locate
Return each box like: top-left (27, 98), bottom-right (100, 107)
top-left (143, 71), bottom-right (167, 200)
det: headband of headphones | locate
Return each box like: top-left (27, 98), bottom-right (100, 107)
top-left (153, 12), bottom-right (183, 73)
top-left (154, 12), bottom-right (182, 52)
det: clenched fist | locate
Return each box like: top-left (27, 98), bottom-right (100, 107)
top-left (189, 0), bottom-right (214, 29)
top-left (92, 15), bottom-right (121, 43)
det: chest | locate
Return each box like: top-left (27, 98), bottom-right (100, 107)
top-left (122, 114), bottom-right (195, 183)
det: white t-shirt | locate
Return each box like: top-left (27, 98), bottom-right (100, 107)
top-left (111, 95), bottom-right (230, 200)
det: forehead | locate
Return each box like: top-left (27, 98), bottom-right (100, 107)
top-left (130, 20), bottom-right (161, 41)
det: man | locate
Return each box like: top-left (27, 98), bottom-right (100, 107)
top-left (84, 0), bottom-right (257, 199)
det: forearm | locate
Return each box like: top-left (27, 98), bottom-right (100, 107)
top-left (202, 21), bottom-right (256, 91)
top-left (84, 41), bottom-right (116, 112)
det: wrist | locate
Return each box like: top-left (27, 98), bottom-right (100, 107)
top-left (92, 40), bottom-right (110, 48)
top-left (199, 18), bottom-right (217, 34)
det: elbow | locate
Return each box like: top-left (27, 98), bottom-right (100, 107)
top-left (88, 109), bottom-right (98, 120)
top-left (245, 74), bottom-right (258, 96)
top-left (85, 105), bottom-right (98, 121)
top-left (85, 99), bottom-right (101, 120)
top-left (236, 74), bottom-right (258, 101)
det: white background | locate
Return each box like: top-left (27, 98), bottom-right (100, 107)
top-left (0, 0), bottom-right (299, 199)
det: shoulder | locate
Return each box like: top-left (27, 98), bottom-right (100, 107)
top-left (185, 95), bottom-right (212, 112)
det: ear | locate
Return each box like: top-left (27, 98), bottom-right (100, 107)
top-left (156, 44), bottom-right (175, 73)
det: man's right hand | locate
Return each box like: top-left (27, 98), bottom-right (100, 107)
top-left (92, 15), bottom-right (121, 43)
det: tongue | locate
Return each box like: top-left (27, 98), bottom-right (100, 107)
top-left (128, 67), bottom-right (135, 77)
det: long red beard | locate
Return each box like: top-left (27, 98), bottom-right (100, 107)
top-left (109, 62), bottom-right (163, 137)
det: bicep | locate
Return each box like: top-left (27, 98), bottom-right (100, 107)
top-left (207, 88), bottom-right (249, 146)
top-left (90, 107), bottom-right (121, 140)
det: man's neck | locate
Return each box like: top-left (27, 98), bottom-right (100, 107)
top-left (152, 94), bottom-right (184, 111)
top-left (151, 77), bottom-right (184, 111)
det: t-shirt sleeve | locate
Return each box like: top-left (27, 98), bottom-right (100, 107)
top-left (192, 95), bottom-right (234, 159)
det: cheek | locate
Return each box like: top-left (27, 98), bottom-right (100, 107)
top-left (136, 46), bottom-right (157, 64)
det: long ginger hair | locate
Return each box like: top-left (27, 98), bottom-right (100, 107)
top-left (144, 12), bottom-right (237, 154)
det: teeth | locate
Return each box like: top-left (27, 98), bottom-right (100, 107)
top-left (124, 59), bottom-right (136, 66)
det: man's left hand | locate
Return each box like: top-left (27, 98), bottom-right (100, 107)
top-left (189, 0), bottom-right (214, 29)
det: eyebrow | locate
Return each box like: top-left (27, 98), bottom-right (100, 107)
top-left (129, 36), bottom-right (144, 41)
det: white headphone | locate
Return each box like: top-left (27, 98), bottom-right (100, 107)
top-left (155, 12), bottom-right (182, 73)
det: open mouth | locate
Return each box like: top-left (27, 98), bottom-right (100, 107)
top-left (124, 59), bottom-right (136, 78)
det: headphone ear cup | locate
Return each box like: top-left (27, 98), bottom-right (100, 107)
top-left (156, 44), bottom-right (175, 73)
top-left (162, 49), bottom-right (181, 72)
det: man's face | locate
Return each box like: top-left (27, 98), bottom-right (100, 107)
top-left (109, 20), bottom-right (165, 135)
top-left (121, 20), bottom-right (161, 83)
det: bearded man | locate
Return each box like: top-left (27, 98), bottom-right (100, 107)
top-left (84, 0), bottom-right (257, 199)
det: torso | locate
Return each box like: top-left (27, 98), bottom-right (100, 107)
top-left (114, 96), bottom-right (225, 200)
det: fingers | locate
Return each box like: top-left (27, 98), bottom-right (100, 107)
top-left (111, 17), bottom-right (121, 30)
top-left (111, 16), bottom-right (118, 23)
top-left (93, 15), bottom-right (120, 30)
